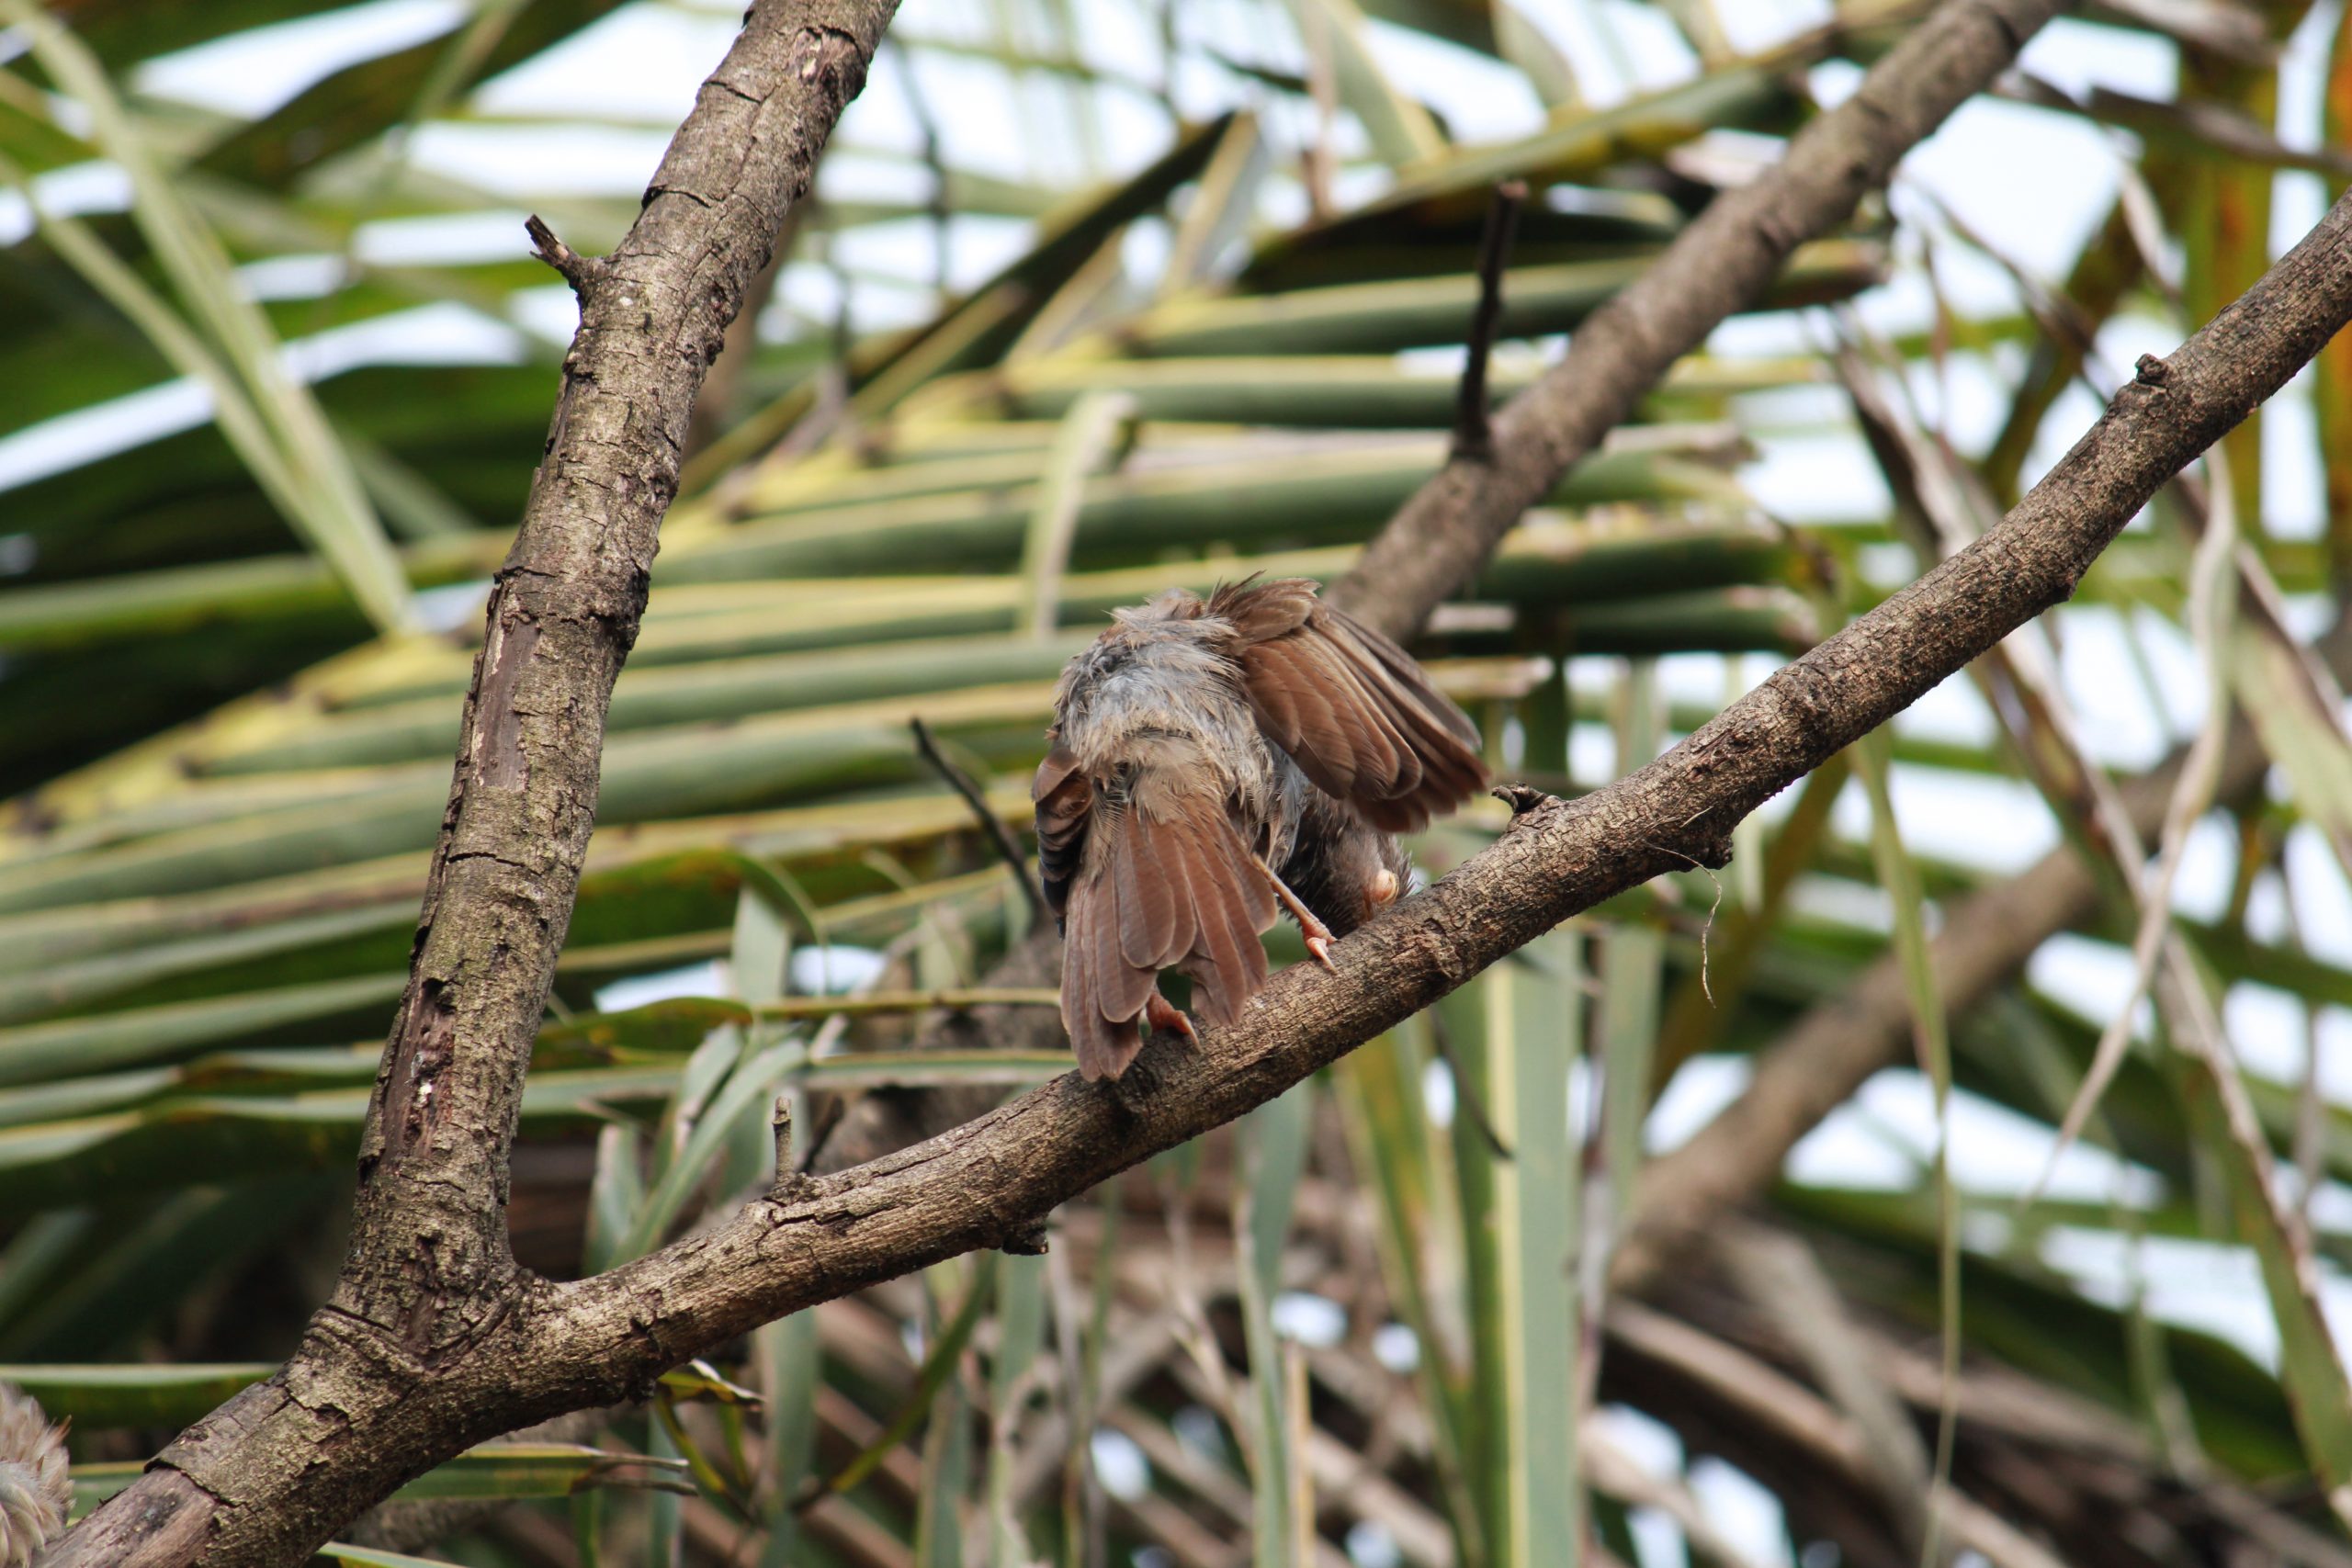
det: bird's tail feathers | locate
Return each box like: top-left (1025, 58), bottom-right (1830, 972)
top-left (1059, 797), bottom-right (1276, 1079)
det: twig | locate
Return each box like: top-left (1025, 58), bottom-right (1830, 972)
top-left (911, 716), bottom-right (1047, 923)
top-left (523, 214), bottom-right (603, 296)
top-left (1451, 180), bottom-right (1527, 464)
top-left (771, 1094), bottom-right (794, 1179)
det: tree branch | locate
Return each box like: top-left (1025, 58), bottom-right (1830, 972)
top-left (827, 0), bottom-right (2071, 1173)
top-left (1615, 614), bottom-right (2352, 1296)
top-left (45, 3), bottom-right (2352, 1561)
top-left (541, 183), bottom-right (2346, 1395)
top-left (130, 182), bottom-right (2346, 1562)
top-left (40, 3), bottom-right (898, 1565)
top-left (1329, 0), bottom-right (2065, 640)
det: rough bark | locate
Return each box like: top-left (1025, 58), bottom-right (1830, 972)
top-left (39, 3), bottom-right (897, 1565)
top-left (684, 206), bottom-right (799, 460)
top-left (1329, 0), bottom-right (2065, 640)
top-left (828, 0), bottom-right (2069, 1171)
top-left (68, 182), bottom-right (2340, 1568)
top-left (1617, 609), bottom-right (2352, 1294)
top-left (43, 5), bottom-right (2352, 1562)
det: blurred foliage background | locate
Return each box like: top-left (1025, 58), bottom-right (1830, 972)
top-left (7, 0), bottom-right (2352, 1564)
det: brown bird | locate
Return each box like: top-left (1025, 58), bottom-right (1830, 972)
top-left (1033, 578), bottom-right (1487, 1080)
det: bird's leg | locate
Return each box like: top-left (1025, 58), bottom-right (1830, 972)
top-left (1256, 859), bottom-right (1338, 970)
top-left (1143, 991), bottom-right (1198, 1043)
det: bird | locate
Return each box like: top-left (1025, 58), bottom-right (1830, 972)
top-left (1033, 577), bottom-right (1487, 1080)
top-left (0, 1382), bottom-right (68, 1568)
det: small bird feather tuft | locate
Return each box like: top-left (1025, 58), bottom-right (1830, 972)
top-left (0, 1382), bottom-right (70, 1568)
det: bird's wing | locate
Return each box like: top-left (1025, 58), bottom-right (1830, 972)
top-left (1033, 742), bottom-right (1090, 923)
top-left (1036, 741), bottom-right (1276, 1080)
top-left (1210, 577), bottom-right (1487, 832)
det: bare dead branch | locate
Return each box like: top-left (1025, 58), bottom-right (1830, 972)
top-left (1329, 0), bottom-right (2067, 640)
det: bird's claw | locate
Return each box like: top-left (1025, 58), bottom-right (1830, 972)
top-left (1254, 858), bottom-right (1340, 970)
top-left (1144, 992), bottom-right (1199, 1043)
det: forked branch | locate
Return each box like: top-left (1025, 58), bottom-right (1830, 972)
top-left (167, 179), bottom-right (2352, 1568)
top-left (45, 1), bottom-right (2352, 1562)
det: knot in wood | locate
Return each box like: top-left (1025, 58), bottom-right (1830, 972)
top-left (999, 1220), bottom-right (1051, 1257)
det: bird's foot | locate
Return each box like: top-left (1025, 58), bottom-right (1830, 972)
top-left (1256, 859), bottom-right (1339, 971)
top-left (1295, 914), bottom-right (1339, 971)
top-left (1144, 992), bottom-right (1199, 1043)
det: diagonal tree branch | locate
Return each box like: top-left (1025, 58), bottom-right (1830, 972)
top-left (1615, 614), bottom-right (2352, 1297)
top-left (1329, 0), bottom-right (2064, 640)
top-left (40, 3), bottom-right (2352, 1562)
top-left (40, 3), bottom-right (899, 1565)
top-left (119, 182), bottom-right (2347, 1568)
top-left (527, 188), bottom-right (2343, 1391)
top-left (809, 0), bottom-right (2069, 1176)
